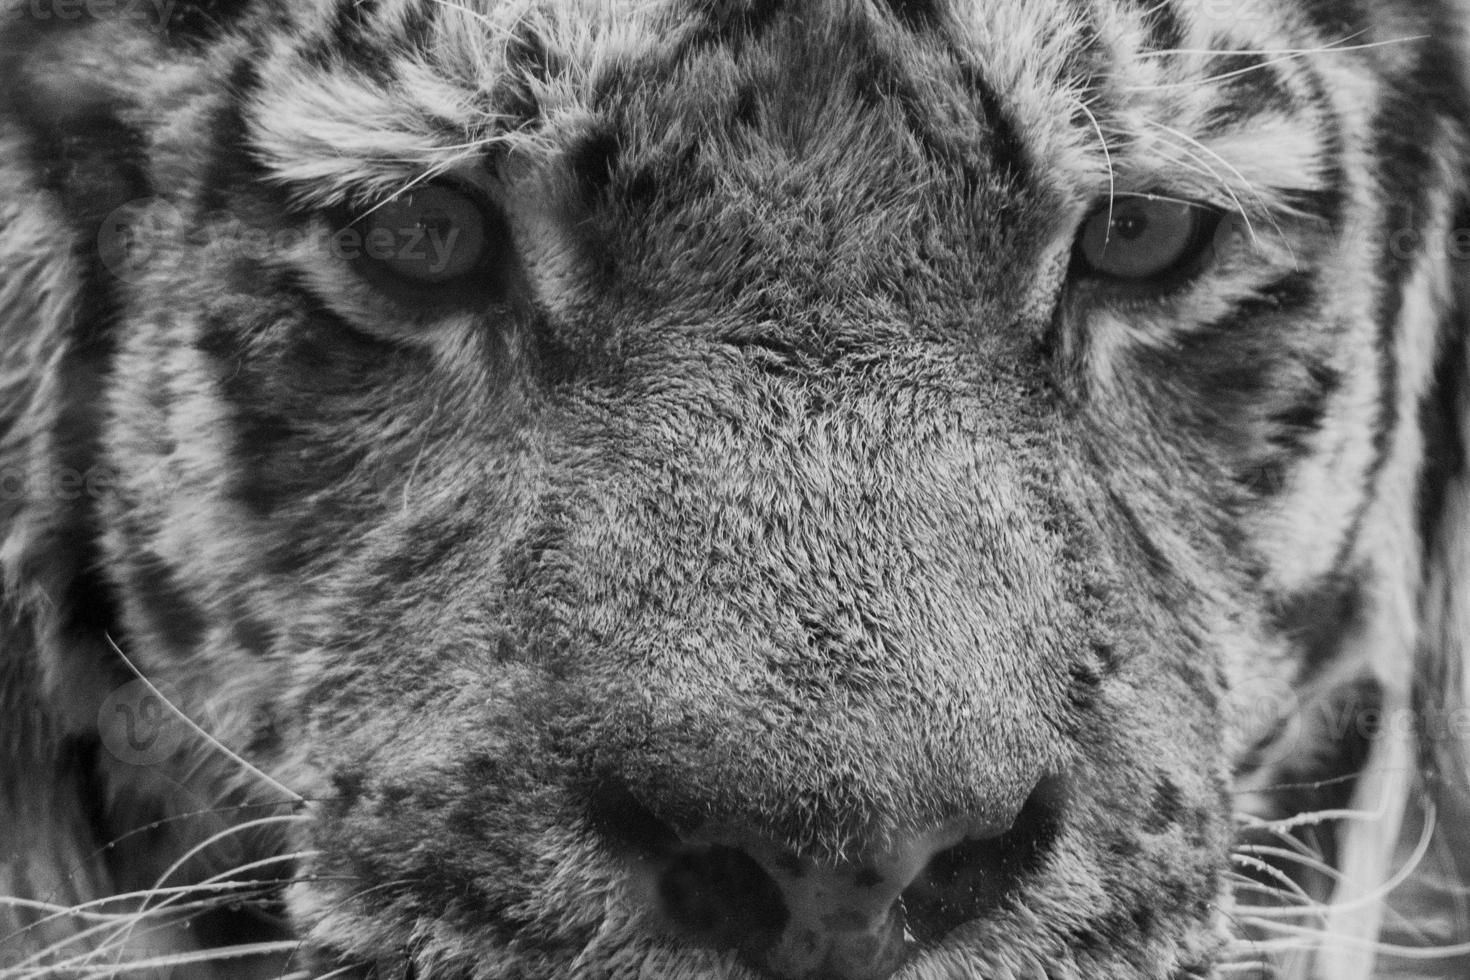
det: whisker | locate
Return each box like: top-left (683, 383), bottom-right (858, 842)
top-left (309, 964), bottom-right (371, 980)
top-left (1121, 36), bottom-right (1428, 97)
top-left (1210, 901), bottom-right (1282, 974)
top-left (1239, 805), bottom-right (1390, 834)
top-left (1140, 120), bottom-right (1275, 246)
top-left (0, 877), bottom-right (298, 937)
top-left (1228, 878), bottom-right (1322, 917)
top-left (1134, 36), bottom-right (1423, 59)
top-left (2, 873), bottom-right (314, 976)
top-left (5, 898), bottom-right (261, 976)
top-left (140, 815), bottom-right (311, 897)
top-left (42, 940), bottom-right (304, 980)
top-left (105, 634), bottom-right (303, 804)
top-left (1134, 141), bottom-right (1242, 201)
top-left (1073, 96), bottom-right (1116, 236)
top-left (1235, 819), bottom-right (1331, 864)
top-left (1235, 918), bottom-right (1470, 959)
top-left (40, 797), bottom-right (324, 907)
top-left (1229, 855), bottom-right (1317, 907)
top-left (349, 149), bottom-right (485, 223)
top-left (1232, 773), bottom-right (1363, 796)
top-left (1235, 843), bottom-right (1347, 882)
top-left (57, 817), bottom-right (312, 973)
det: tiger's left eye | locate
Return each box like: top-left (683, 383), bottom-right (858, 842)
top-left (359, 183), bottom-right (495, 284)
top-left (1074, 196), bottom-right (1222, 282)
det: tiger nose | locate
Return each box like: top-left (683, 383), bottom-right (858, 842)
top-left (593, 782), bottom-right (1063, 980)
top-left (660, 831), bottom-right (947, 980)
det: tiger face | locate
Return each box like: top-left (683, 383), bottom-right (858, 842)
top-left (2, 0), bottom-right (1469, 978)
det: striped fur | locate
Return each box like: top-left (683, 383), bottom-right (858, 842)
top-left (1, 0), bottom-right (1469, 977)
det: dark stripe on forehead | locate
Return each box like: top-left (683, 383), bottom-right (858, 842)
top-left (505, 19), bottom-right (561, 82)
top-left (568, 126), bottom-right (621, 198)
top-left (302, 0), bottom-right (434, 79)
top-left (162, 0), bottom-right (264, 47)
top-left (1126, 0), bottom-right (1185, 52)
top-left (1293, 0), bottom-right (1370, 39)
top-left (1285, 63), bottom-right (1347, 231)
top-left (496, 18), bottom-right (567, 129)
top-left (849, 46), bottom-right (1031, 193)
top-left (955, 63), bottom-right (1030, 186)
top-left (936, 2), bottom-right (1087, 189)
top-left (679, 0), bottom-right (785, 55)
top-left (1196, 53), bottom-right (1294, 134)
top-left (612, 0), bottom-right (1035, 208)
top-left (198, 52), bottom-right (265, 215)
top-left (303, 0), bottom-right (383, 74)
top-left (881, 0), bottom-right (941, 32)
top-left (1058, 7), bottom-right (1118, 152)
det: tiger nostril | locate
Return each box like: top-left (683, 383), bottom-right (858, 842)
top-left (586, 781), bottom-right (682, 859)
top-left (586, 781), bottom-right (790, 953)
top-left (901, 775), bottom-right (1068, 943)
top-left (659, 845), bottom-right (789, 951)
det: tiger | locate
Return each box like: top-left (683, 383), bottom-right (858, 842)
top-left (2, 0), bottom-right (1469, 977)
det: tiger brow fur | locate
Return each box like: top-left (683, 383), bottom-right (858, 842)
top-left (2, 0), bottom-right (1470, 978)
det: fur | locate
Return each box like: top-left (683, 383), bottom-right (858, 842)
top-left (1, 0), bottom-right (1469, 977)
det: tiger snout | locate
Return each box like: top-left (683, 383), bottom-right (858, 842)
top-left (590, 775), bottom-right (1066, 980)
top-left (434, 397), bottom-right (1084, 977)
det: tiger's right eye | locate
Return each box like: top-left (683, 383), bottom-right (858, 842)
top-left (1073, 196), bottom-right (1223, 285)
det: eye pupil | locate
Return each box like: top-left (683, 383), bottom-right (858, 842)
top-left (420, 209), bottom-right (452, 234)
top-left (1112, 214), bottom-right (1149, 241)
